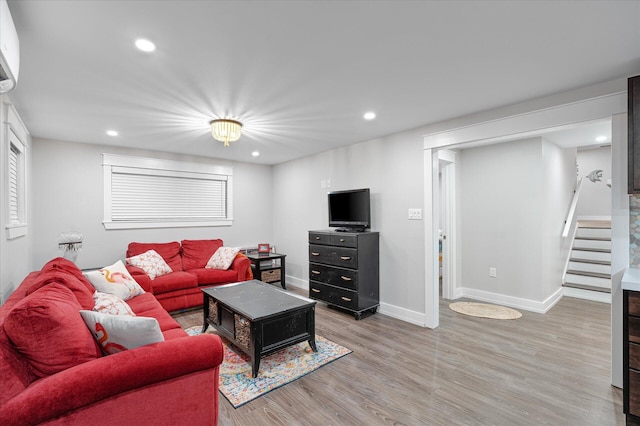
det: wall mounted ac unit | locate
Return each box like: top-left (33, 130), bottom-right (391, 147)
top-left (0, 0), bottom-right (20, 93)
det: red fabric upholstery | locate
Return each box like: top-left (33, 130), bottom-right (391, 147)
top-left (151, 271), bottom-right (198, 293)
top-left (0, 335), bottom-right (222, 426)
top-left (26, 269), bottom-right (95, 310)
top-left (40, 257), bottom-right (96, 294)
top-left (188, 268), bottom-right (238, 285)
top-left (181, 239), bottom-right (224, 270)
top-left (0, 261), bottom-right (223, 426)
top-left (125, 240), bottom-right (252, 312)
top-left (127, 241), bottom-right (183, 272)
top-left (4, 284), bottom-right (101, 378)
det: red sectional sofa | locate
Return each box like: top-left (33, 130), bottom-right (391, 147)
top-left (125, 239), bottom-right (252, 312)
top-left (0, 258), bottom-right (223, 426)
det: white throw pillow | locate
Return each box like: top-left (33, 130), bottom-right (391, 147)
top-left (84, 260), bottom-right (145, 301)
top-left (93, 292), bottom-right (135, 316)
top-left (126, 249), bottom-right (173, 280)
top-left (206, 247), bottom-right (240, 270)
top-left (79, 310), bottom-right (164, 355)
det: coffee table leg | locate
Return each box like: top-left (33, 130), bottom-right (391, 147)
top-left (308, 338), bottom-right (317, 352)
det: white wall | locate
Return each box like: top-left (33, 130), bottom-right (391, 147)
top-left (541, 139), bottom-right (576, 299)
top-left (272, 129), bottom-right (427, 324)
top-left (458, 137), bottom-right (576, 309)
top-left (30, 138), bottom-right (273, 270)
top-left (0, 96), bottom-right (33, 303)
top-left (576, 146), bottom-right (612, 218)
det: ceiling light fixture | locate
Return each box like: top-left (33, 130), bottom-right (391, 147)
top-left (595, 135), bottom-right (607, 142)
top-left (106, 130), bottom-right (118, 137)
top-left (135, 38), bottom-right (156, 52)
top-left (252, 151), bottom-right (260, 157)
top-left (364, 112), bottom-right (376, 120)
top-left (210, 119), bottom-right (243, 147)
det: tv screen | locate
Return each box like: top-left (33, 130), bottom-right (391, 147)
top-left (328, 188), bottom-right (370, 231)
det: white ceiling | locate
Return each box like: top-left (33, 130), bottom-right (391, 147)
top-left (5, 1), bottom-right (640, 165)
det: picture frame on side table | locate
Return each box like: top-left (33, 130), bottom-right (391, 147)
top-left (258, 243), bottom-right (270, 253)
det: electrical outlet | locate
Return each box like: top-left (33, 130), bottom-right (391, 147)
top-left (408, 208), bottom-right (422, 220)
top-left (321, 180), bottom-right (326, 189)
top-left (326, 179), bottom-right (331, 188)
top-left (489, 267), bottom-right (497, 278)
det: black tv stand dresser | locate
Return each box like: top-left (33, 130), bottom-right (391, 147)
top-left (308, 229), bottom-right (379, 320)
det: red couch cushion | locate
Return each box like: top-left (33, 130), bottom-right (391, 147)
top-left (4, 284), bottom-right (102, 378)
top-left (40, 257), bottom-right (96, 294)
top-left (27, 270), bottom-right (95, 310)
top-left (181, 239), bottom-right (223, 270)
top-left (127, 242), bottom-right (182, 272)
top-left (188, 268), bottom-right (238, 285)
top-left (150, 271), bottom-right (198, 294)
top-left (126, 293), bottom-right (184, 333)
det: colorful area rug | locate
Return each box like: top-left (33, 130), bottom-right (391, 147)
top-left (185, 326), bottom-right (351, 408)
top-left (449, 301), bottom-right (522, 319)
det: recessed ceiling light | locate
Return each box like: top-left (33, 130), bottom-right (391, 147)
top-left (364, 112), bottom-right (376, 120)
top-left (106, 130), bottom-right (118, 137)
top-left (251, 151), bottom-right (260, 157)
top-left (135, 38), bottom-right (156, 52)
top-left (595, 135), bottom-right (607, 142)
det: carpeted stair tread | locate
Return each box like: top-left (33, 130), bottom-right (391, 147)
top-left (566, 269), bottom-right (610, 279)
top-left (569, 258), bottom-right (611, 265)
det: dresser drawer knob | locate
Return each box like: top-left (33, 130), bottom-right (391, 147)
top-left (315, 236), bottom-right (320, 240)
top-left (340, 256), bottom-right (351, 261)
top-left (341, 297), bottom-right (352, 302)
top-left (341, 276), bottom-right (352, 281)
top-left (311, 252), bottom-right (320, 256)
top-left (311, 288), bottom-right (321, 293)
top-left (340, 238), bottom-right (345, 242)
top-left (311, 270), bottom-right (321, 275)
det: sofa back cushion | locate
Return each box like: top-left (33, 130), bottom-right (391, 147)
top-left (181, 239), bottom-right (224, 270)
top-left (27, 270), bottom-right (95, 310)
top-left (4, 284), bottom-right (102, 378)
top-left (40, 257), bottom-right (96, 294)
top-left (127, 242), bottom-right (182, 272)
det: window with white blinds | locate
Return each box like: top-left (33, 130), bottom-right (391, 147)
top-left (103, 154), bottom-right (233, 229)
top-left (8, 143), bottom-right (19, 224)
top-left (5, 106), bottom-right (28, 240)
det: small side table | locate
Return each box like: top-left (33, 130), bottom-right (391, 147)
top-left (245, 252), bottom-right (286, 289)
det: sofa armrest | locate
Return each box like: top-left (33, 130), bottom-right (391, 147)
top-left (232, 253), bottom-right (252, 281)
top-left (0, 334), bottom-right (223, 426)
top-left (125, 264), bottom-right (153, 292)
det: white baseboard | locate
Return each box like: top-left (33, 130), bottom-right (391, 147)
top-left (284, 275), bottom-right (308, 291)
top-left (563, 286), bottom-right (611, 303)
top-left (379, 302), bottom-right (432, 328)
top-left (456, 287), bottom-right (564, 314)
top-left (287, 278), bottom-right (432, 327)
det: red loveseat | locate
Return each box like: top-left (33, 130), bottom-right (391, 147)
top-left (0, 258), bottom-right (223, 426)
top-left (125, 239), bottom-right (252, 312)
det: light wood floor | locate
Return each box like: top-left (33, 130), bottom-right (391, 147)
top-left (173, 288), bottom-right (623, 426)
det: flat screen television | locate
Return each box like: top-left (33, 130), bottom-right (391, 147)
top-left (328, 188), bottom-right (370, 232)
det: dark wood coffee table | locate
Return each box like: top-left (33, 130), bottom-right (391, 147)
top-left (202, 280), bottom-right (317, 377)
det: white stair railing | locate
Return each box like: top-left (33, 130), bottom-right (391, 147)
top-left (562, 178), bottom-right (583, 238)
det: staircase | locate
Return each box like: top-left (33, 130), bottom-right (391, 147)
top-left (563, 220), bottom-right (611, 294)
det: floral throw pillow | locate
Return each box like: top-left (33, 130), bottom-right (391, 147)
top-left (79, 310), bottom-right (164, 355)
top-left (93, 292), bottom-right (135, 316)
top-left (205, 247), bottom-right (240, 270)
top-left (126, 249), bottom-right (172, 280)
top-left (84, 260), bottom-right (145, 301)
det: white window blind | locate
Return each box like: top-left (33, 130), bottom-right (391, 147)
top-left (103, 154), bottom-right (233, 229)
top-left (8, 144), bottom-right (19, 224)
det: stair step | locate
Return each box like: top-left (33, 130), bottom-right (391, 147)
top-left (563, 282), bottom-right (612, 293)
top-left (569, 258), bottom-right (611, 265)
top-left (566, 270), bottom-right (610, 279)
top-left (571, 247), bottom-right (611, 253)
top-left (574, 236), bottom-right (611, 242)
top-left (568, 261), bottom-right (611, 275)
